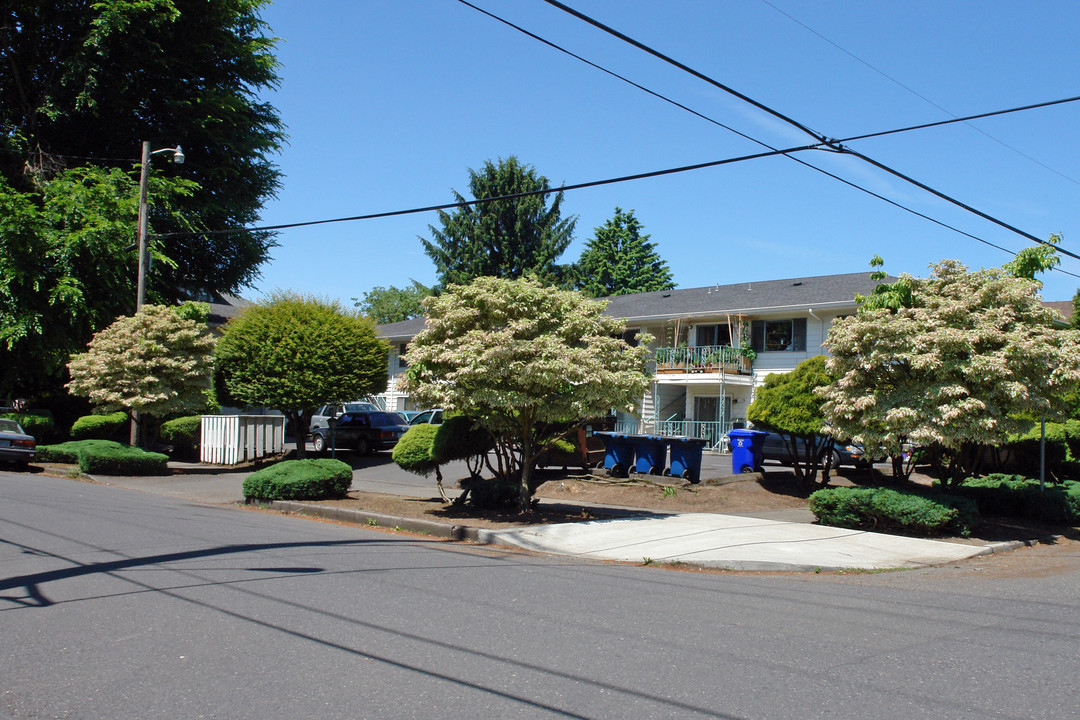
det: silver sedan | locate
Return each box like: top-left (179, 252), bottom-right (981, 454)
top-left (0, 418), bottom-right (36, 467)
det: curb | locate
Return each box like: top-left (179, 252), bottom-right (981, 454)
top-left (247, 497), bottom-right (652, 546)
top-left (250, 499), bottom-right (487, 542)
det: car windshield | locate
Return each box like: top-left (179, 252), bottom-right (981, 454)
top-left (369, 412), bottom-right (405, 427)
top-left (0, 419), bottom-right (24, 433)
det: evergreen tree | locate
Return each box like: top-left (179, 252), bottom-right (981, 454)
top-left (574, 208), bottom-right (674, 297)
top-left (421, 157), bottom-right (576, 287)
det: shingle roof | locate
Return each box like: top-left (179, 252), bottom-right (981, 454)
top-left (1043, 300), bottom-right (1075, 324)
top-left (600, 272), bottom-right (887, 322)
top-left (374, 272), bottom-right (887, 338)
top-left (377, 316), bottom-right (428, 340)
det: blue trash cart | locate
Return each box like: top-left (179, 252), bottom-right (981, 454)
top-left (666, 436), bottom-right (708, 484)
top-left (595, 431), bottom-right (634, 478)
top-left (728, 428), bottom-right (768, 474)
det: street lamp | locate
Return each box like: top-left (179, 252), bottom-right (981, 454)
top-left (135, 140), bottom-right (184, 310)
top-left (131, 141), bottom-right (183, 447)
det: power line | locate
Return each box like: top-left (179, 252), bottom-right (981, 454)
top-left (457, 0), bottom-right (1077, 267)
top-left (758, 0), bottom-right (1080, 186)
top-left (540, 0), bottom-right (1078, 262)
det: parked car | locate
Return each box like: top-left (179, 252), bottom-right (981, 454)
top-left (752, 431), bottom-right (870, 469)
top-left (408, 409), bottom-right (444, 426)
top-left (310, 401), bottom-right (378, 439)
top-left (310, 410), bottom-right (409, 455)
top-left (0, 418), bottom-right (36, 467)
top-left (397, 410), bottom-right (425, 423)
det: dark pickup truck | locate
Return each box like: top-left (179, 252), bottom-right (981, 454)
top-left (310, 410), bottom-right (410, 455)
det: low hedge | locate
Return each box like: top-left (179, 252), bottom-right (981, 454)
top-left (2, 410), bottom-right (57, 442)
top-left (809, 486), bottom-right (977, 537)
top-left (160, 415), bottom-right (202, 449)
top-left (242, 458), bottom-right (353, 501)
top-left (71, 412), bottom-right (129, 440)
top-left (37, 439), bottom-right (127, 464)
top-left (36, 439), bottom-right (168, 475)
top-left (951, 474), bottom-right (1080, 524)
top-left (78, 445), bottom-right (168, 475)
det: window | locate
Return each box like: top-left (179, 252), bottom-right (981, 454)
top-left (695, 324), bottom-right (731, 347)
top-left (622, 329), bottom-right (640, 347)
top-left (398, 343), bottom-right (408, 369)
top-left (750, 318), bottom-right (806, 352)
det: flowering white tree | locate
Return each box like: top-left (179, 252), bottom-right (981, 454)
top-left (66, 303), bottom-right (216, 444)
top-left (820, 260), bottom-right (1080, 483)
top-left (401, 276), bottom-right (652, 508)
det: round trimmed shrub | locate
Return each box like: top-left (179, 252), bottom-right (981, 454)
top-left (392, 423), bottom-right (440, 477)
top-left (160, 415), bottom-right (202, 450)
top-left (71, 412), bottom-right (129, 440)
top-left (242, 458), bottom-right (353, 500)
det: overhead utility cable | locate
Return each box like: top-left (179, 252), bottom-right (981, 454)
top-left (458, 0), bottom-right (1076, 264)
top-left (758, 0), bottom-right (1080, 186)
top-left (539, 0), bottom-right (1078, 261)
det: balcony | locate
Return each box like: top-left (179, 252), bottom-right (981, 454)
top-left (654, 345), bottom-right (752, 375)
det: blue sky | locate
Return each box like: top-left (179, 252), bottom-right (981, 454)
top-left (249, 0), bottom-right (1080, 306)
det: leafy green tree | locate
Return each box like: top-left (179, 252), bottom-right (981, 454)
top-left (1002, 234), bottom-right (1062, 280)
top-left (213, 293), bottom-right (388, 458)
top-left (747, 356), bottom-right (838, 487)
top-left (402, 277), bottom-right (651, 509)
top-left (820, 260), bottom-right (1080, 485)
top-left (65, 303), bottom-right (216, 446)
top-left (1071, 289), bottom-right (1080, 331)
top-left (421, 157), bottom-right (576, 287)
top-left (574, 208), bottom-right (674, 297)
top-left (0, 167), bottom-right (196, 398)
top-left (1, 0), bottom-right (285, 296)
top-left (355, 280), bottom-right (431, 324)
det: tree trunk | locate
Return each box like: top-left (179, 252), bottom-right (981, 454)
top-left (519, 430), bottom-right (534, 511)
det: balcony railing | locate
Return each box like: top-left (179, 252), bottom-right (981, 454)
top-left (654, 345), bottom-right (752, 375)
top-left (654, 420), bottom-right (733, 451)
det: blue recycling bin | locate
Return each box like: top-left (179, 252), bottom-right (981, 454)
top-left (728, 428), bottom-right (768, 474)
top-left (595, 431), bottom-right (634, 478)
top-left (666, 436), bottom-right (708, 484)
top-left (632, 435), bottom-right (667, 475)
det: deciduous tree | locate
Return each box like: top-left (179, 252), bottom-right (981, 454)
top-left (820, 260), bottom-right (1080, 484)
top-left (213, 293), bottom-right (388, 457)
top-left (355, 280), bottom-right (431, 324)
top-left (401, 277), bottom-right (651, 508)
top-left (421, 157), bottom-right (576, 287)
top-left (1, 0), bottom-right (285, 296)
top-left (65, 303), bottom-right (216, 445)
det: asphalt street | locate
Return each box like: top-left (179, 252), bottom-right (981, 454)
top-left (3, 471), bottom-right (1079, 719)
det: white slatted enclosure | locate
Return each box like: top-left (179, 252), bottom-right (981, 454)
top-left (200, 415), bottom-right (285, 465)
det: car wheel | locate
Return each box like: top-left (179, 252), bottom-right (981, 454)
top-left (355, 437), bottom-right (370, 455)
top-left (831, 451), bottom-right (842, 468)
top-left (312, 433), bottom-right (326, 453)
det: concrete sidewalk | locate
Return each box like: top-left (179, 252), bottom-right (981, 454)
top-left (478, 513), bottom-right (1000, 572)
top-left (86, 460), bottom-right (1022, 572)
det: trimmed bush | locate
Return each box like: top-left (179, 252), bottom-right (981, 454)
top-left (2, 410), bottom-right (57, 442)
top-left (431, 415), bottom-right (493, 464)
top-left (36, 439), bottom-right (127, 464)
top-left (71, 412), bottom-right (129, 440)
top-left (160, 415), bottom-right (202, 449)
top-left (952, 474), bottom-right (1080, 524)
top-left (392, 423), bottom-right (440, 477)
top-left (242, 459), bottom-right (353, 500)
top-left (36, 439), bottom-right (167, 475)
top-left (809, 486), bottom-right (976, 537)
top-left (78, 445), bottom-right (169, 475)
